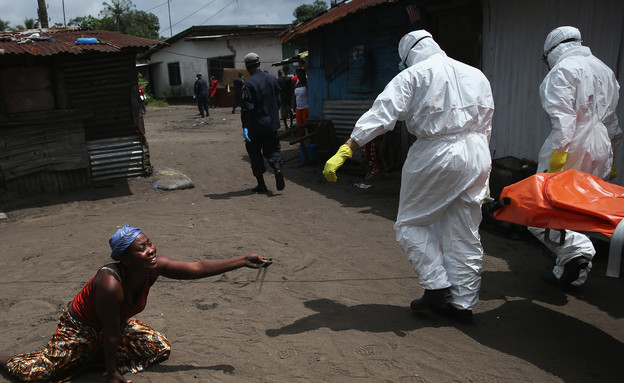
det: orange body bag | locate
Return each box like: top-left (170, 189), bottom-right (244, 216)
top-left (494, 170), bottom-right (624, 238)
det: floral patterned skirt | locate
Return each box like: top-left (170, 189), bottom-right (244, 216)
top-left (5, 304), bottom-right (171, 382)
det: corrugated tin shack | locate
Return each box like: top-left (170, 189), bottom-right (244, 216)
top-left (0, 28), bottom-right (165, 195)
top-left (283, 0), bottom-right (624, 186)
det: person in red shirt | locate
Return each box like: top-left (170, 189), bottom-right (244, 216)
top-left (138, 83), bottom-right (146, 114)
top-left (0, 225), bottom-right (272, 383)
top-left (294, 68), bottom-right (309, 135)
top-left (209, 76), bottom-right (218, 108)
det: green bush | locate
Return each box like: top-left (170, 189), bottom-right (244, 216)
top-left (138, 73), bottom-right (169, 107)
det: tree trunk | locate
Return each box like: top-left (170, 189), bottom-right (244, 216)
top-left (37, 0), bottom-right (49, 28)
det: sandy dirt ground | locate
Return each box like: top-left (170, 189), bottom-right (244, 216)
top-left (1, 104), bottom-right (624, 383)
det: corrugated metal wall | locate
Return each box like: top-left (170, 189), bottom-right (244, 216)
top-left (322, 99), bottom-right (374, 143)
top-left (87, 136), bottom-right (146, 181)
top-left (482, 0), bottom-right (624, 185)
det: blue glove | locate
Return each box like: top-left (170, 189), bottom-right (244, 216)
top-left (243, 128), bottom-right (250, 142)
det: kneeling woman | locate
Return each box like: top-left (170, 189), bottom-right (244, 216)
top-left (0, 225), bottom-right (272, 383)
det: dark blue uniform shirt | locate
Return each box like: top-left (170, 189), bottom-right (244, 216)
top-left (241, 70), bottom-right (281, 133)
top-left (233, 76), bottom-right (243, 96)
top-left (194, 78), bottom-right (208, 96)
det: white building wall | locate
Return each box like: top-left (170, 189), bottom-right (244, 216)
top-left (482, 0), bottom-right (624, 185)
top-left (149, 34), bottom-right (283, 99)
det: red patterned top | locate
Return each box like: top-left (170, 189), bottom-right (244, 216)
top-left (72, 265), bottom-right (151, 329)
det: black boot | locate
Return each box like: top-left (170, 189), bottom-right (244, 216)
top-left (252, 176), bottom-right (268, 193)
top-left (275, 169), bottom-right (285, 191)
top-left (559, 257), bottom-right (589, 285)
top-left (410, 288), bottom-right (451, 311)
top-left (542, 269), bottom-right (559, 285)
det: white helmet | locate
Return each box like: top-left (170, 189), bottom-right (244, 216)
top-left (543, 26), bottom-right (581, 58)
top-left (398, 30), bottom-right (433, 69)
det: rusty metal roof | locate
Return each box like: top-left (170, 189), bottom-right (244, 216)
top-left (281, 0), bottom-right (398, 42)
top-left (0, 28), bottom-right (165, 56)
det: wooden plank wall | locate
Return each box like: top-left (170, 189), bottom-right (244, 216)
top-left (61, 52), bottom-right (141, 141)
top-left (0, 51), bottom-right (146, 194)
top-left (0, 120), bottom-right (88, 180)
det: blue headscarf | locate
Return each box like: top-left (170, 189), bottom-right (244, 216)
top-left (109, 225), bottom-right (143, 261)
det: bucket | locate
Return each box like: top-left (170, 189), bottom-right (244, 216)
top-left (490, 156), bottom-right (537, 199)
top-left (299, 144), bottom-right (317, 164)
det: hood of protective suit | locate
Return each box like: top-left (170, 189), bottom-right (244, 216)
top-left (543, 26), bottom-right (583, 68)
top-left (398, 30), bottom-right (442, 67)
top-left (544, 26), bottom-right (581, 53)
top-left (546, 41), bottom-right (586, 68)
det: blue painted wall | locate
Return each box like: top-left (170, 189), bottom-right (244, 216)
top-left (305, 2), bottom-right (424, 119)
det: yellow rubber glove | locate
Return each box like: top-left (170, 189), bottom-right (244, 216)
top-left (611, 153), bottom-right (618, 180)
top-left (323, 144), bottom-right (353, 182)
top-left (547, 151), bottom-right (567, 173)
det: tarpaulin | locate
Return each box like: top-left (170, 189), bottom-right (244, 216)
top-left (494, 170), bottom-right (624, 238)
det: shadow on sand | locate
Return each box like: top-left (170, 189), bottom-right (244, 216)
top-left (0, 179), bottom-right (134, 212)
top-left (266, 298), bottom-right (624, 382)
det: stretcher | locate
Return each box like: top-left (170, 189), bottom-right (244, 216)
top-left (493, 169), bottom-right (624, 277)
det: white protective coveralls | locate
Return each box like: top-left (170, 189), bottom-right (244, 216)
top-left (528, 26), bottom-right (622, 285)
top-left (349, 30), bottom-right (494, 310)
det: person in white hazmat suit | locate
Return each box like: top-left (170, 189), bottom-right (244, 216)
top-left (528, 26), bottom-right (622, 287)
top-left (323, 30), bottom-right (494, 323)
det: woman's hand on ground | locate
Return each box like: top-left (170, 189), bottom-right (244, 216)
top-left (244, 254), bottom-right (273, 268)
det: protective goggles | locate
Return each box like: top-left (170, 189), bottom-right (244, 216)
top-left (542, 38), bottom-right (581, 64)
top-left (401, 35), bottom-right (432, 68)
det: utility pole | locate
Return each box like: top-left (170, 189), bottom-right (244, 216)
top-left (62, 0), bottom-right (66, 27)
top-left (37, 0), bottom-right (49, 28)
top-left (167, 0), bottom-right (172, 37)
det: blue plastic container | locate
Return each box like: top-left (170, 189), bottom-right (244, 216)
top-left (75, 37), bottom-right (99, 45)
top-left (299, 144), bottom-right (317, 164)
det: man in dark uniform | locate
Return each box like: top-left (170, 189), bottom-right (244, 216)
top-left (240, 53), bottom-right (285, 193)
top-left (193, 73), bottom-right (209, 117)
top-left (277, 69), bottom-right (294, 129)
top-left (232, 72), bottom-right (244, 114)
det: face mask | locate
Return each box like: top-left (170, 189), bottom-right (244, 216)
top-left (541, 37), bottom-right (580, 71)
top-left (398, 35), bottom-right (431, 72)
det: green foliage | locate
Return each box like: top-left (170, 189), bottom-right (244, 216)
top-left (0, 19), bottom-right (11, 31)
top-left (100, 0), bottom-right (134, 34)
top-left (68, 15), bottom-right (103, 30)
top-left (293, 0), bottom-right (328, 23)
top-left (97, 16), bottom-right (117, 31)
top-left (23, 18), bottom-right (39, 29)
top-left (68, 0), bottom-right (160, 39)
top-left (137, 73), bottom-right (168, 106)
top-left (8, 18), bottom-right (39, 31)
top-left (126, 11), bottom-right (159, 40)
top-left (137, 73), bottom-right (148, 90)
top-left (145, 97), bottom-right (169, 107)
